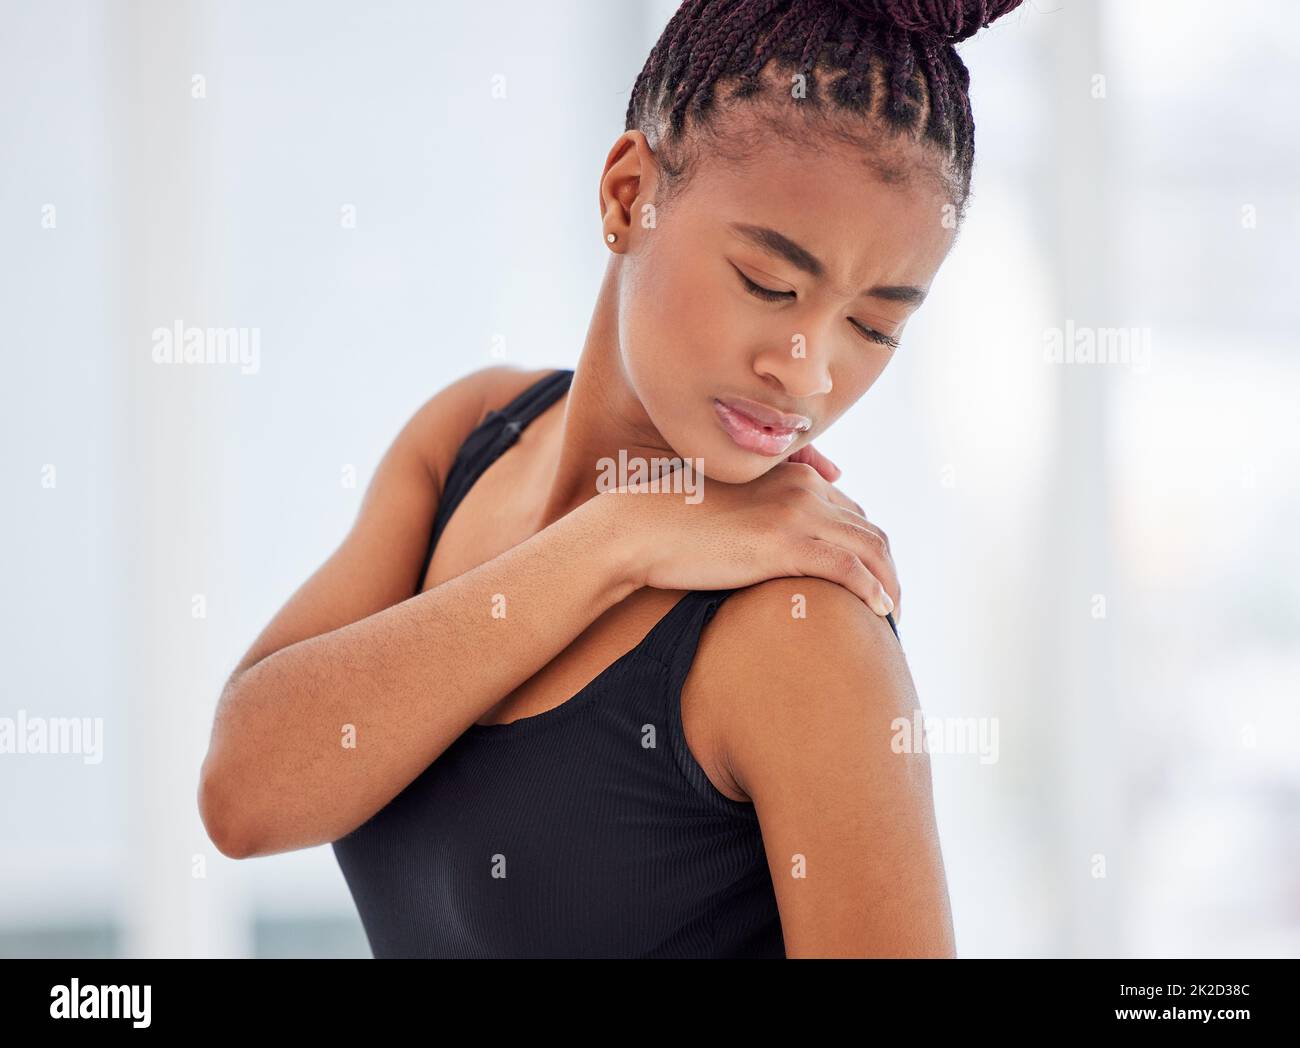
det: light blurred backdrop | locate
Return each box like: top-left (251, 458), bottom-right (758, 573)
top-left (2, 0), bottom-right (1297, 958)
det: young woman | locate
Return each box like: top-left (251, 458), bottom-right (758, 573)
top-left (199, 0), bottom-right (1024, 958)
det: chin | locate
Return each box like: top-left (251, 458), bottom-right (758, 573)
top-left (684, 426), bottom-right (792, 485)
top-left (698, 450), bottom-right (775, 485)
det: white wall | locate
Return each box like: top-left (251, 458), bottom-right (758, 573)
top-left (2, 0), bottom-right (1296, 958)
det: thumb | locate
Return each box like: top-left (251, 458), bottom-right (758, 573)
top-left (785, 442), bottom-right (841, 482)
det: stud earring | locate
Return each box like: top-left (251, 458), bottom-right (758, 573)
top-left (606, 232), bottom-right (617, 243)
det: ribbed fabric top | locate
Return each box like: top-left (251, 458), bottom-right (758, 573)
top-left (331, 369), bottom-right (891, 957)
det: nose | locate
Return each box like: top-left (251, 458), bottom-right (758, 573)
top-left (753, 325), bottom-right (833, 399)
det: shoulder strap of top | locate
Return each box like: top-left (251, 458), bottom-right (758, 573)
top-left (486, 367), bottom-right (574, 435)
top-left (635, 589), bottom-right (758, 818)
top-left (635, 586), bottom-right (898, 820)
top-left (638, 589), bottom-right (737, 673)
top-left (417, 368), bottom-right (573, 593)
top-left (637, 585), bottom-right (899, 678)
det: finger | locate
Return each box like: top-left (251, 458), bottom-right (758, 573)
top-left (817, 516), bottom-right (899, 614)
top-left (796, 485), bottom-right (895, 609)
top-left (782, 460), bottom-right (862, 518)
top-left (819, 482), bottom-right (867, 521)
top-left (829, 508), bottom-right (891, 570)
top-left (796, 539), bottom-right (893, 617)
top-left (855, 518), bottom-right (899, 622)
top-left (785, 442), bottom-right (841, 482)
top-left (814, 497), bottom-right (894, 600)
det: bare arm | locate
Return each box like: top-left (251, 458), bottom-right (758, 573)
top-left (704, 576), bottom-right (955, 958)
top-left (200, 383), bottom-right (904, 862)
top-left (198, 367), bottom-right (640, 859)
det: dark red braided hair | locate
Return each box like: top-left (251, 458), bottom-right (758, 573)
top-left (626, 0), bottom-right (1024, 221)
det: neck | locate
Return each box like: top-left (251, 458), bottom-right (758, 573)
top-left (532, 257), bottom-right (681, 531)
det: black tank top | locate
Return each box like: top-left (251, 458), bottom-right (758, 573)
top-left (331, 368), bottom-right (896, 958)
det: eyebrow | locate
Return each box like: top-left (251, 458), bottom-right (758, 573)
top-left (727, 221), bottom-right (929, 305)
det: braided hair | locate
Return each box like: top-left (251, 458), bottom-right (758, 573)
top-left (625, 0), bottom-right (1024, 223)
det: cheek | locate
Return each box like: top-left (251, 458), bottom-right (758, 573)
top-left (832, 353), bottom-right (891, 422)
top-left (619, 243), bottom-right (732, 369)
top-left (857, 348), bottom-right (893, 387)
top-left (617, 242), bottom-right (736, 413)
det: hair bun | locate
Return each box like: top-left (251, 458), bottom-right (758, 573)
top-left (831, 0), bottom-right (1025, 45)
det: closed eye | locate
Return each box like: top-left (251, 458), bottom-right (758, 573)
top-left (733, 264), bottom-right (794, 303)
top-left (849, 319), bottom-right (901, 350)
top-left (733, 264), bottom-right (901, 350)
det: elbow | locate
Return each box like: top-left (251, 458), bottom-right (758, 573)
top-left (198, 757), bottom-right (258, 860)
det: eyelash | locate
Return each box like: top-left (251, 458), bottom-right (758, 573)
top-left (733, 267), bottom-right (901, 350)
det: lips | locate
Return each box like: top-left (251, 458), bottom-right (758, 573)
top-left (712, 396), bottom-right (811, 457)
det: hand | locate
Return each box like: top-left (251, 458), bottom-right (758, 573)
top-left (600, 444), bottom-right (900, 619)
top-left (782, 443), bottom-right (900, 621)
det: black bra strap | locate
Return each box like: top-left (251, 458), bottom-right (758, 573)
top-left (416, 369), bottom-right (573, 594)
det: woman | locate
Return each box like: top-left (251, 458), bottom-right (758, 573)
top-left (199, 0), bottom-right (1024, 957)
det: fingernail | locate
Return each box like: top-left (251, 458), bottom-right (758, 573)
top-left (881, 593), bottom-right (894, 615)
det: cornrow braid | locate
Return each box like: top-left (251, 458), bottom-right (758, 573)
top-left (625, 0), bottom-right (1023, 221)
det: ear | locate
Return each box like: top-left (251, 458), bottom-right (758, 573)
top-left (598, 131), bottom-right (658, 243)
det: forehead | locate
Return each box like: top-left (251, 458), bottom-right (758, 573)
top-left (673, 121), bottom-right (957, 293)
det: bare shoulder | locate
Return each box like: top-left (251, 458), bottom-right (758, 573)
top-left (686, 576), bottom-right (917, 804)
top-left (400, 365), bottom-right (562, 494)
top-left (691, 576), bottom-right (952, 957)
top-left (477, 364), bottom-right (567, 416)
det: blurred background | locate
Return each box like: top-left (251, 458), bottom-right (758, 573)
top-left (1, 0), bottom-right (1296, 958)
